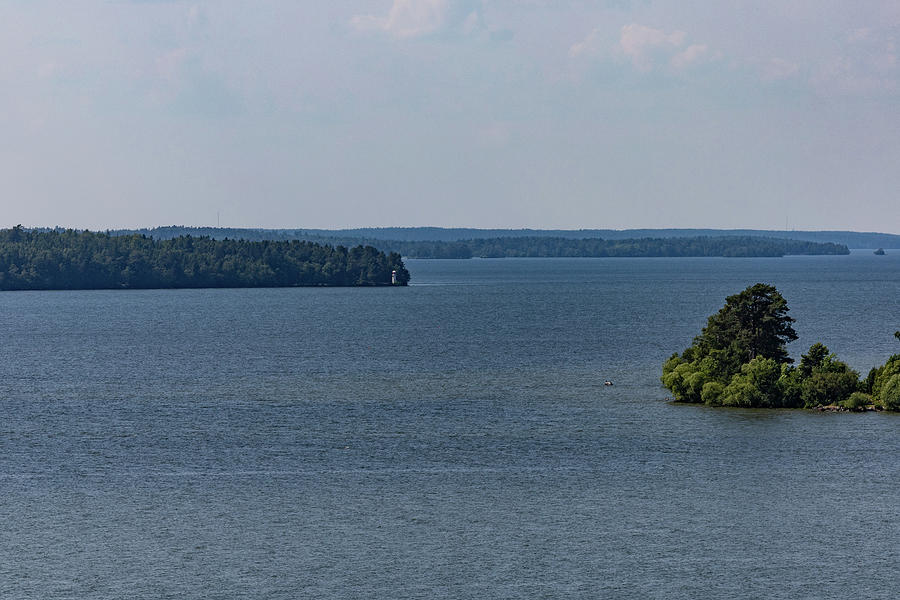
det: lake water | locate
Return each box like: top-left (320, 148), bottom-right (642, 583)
top-left (1, 252), bottom-right (898, 599)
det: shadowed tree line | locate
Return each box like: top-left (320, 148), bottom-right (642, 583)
top-left (0, 227), bottom-right (410, 290)
top-left (216, 234), bottom-right (847, 259)
top-left (662, 283), bottom-right (900, 410)
top-left (85, 227), bottom-right (852, 258)
top-left (96, 225), bottom-right (900, 249)
top-left (445, 236), bottom-right (850, 258)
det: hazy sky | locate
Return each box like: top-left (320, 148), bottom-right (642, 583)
top-left (4, 1), bottom-right (900, 232)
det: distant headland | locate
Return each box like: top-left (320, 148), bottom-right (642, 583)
top-left (43, 226), bottom-right (867, 259)
top-left (0, 227), bottom-right (409, 291)
top-left (99, 226), bottom-right (898, 251)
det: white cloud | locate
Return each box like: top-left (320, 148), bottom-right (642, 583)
top-left (156, 47), bottom-right (190, 83)
top-left (185, 5), bottom-right (207, 31)
top-left (809, 25), bottom-right (900, 95)
top-left (36, 60), bottom-right (63, 80)
top-left (671, 44), bottom-right (708, 69)
top-left (462, 10), bottom-right (480, 35)
top-left (761, 57), bottom-right (800, 81)
top-left (569, 28), bottom-right (605, 58)
top-left (571, 24), bottom-right (713, 72)
top-left (475, 122), bottom-right (510, 147)
top-left (812, 55), bottom-right (898, 95)
top-left (351, 0), bottom-right (480, 39)
top-left (619, 24), bottom-right (685, 70)
top-left (848, 27), bottom-right (873, 43)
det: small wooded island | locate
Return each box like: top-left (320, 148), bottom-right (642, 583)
top-left (0, 227), bottom-right (410, 290)
top-left (662, 283), bottom-right (900, 411)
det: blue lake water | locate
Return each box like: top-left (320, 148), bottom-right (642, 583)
top-left (1, 252), bottom-right (898, 598)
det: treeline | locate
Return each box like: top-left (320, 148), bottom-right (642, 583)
top-left (0, 227), bottom-right (409, 290)
top-left (227, 235), bottom-right (847, 259)
top-left (437, 236), bottom-right (849, 258)
top-left (103, 226), bottom-right (900, 248)
top-left (662, 284), bottom-right (900, 410)
top-left (92, 227), bottom-right (851, 258)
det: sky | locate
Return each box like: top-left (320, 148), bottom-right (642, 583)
top-left (3, 0), bottom-right (900, 232)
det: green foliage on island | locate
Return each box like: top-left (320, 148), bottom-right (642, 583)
top-left (107, 225), bottom-right (900, 250)
top-left (0, 227), bottom-right (410, 290)
top-left (284, 235), bottom-right (849, 258)
top-left (662, 283), bottom-right (900, 410)
top-left (92, 227), bottom-right (851, 258)
top-left (442, 236), bottom-right (850, 258)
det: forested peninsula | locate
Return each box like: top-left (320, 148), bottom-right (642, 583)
top-left (110, 226), bottom-right (900, 249)
top-left (101, 227), bottom-right (850, 258)
top-left (399, 236), bottom-right (850, 258)
top-left (662, 284), bottom-right (900, 411)
top-left (0, 227), bottom-right (410, 290)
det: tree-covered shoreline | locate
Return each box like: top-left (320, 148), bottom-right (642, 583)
top-left (0, 227), bottom-right (410, 290)
top-left (97, 225), bottom-right (900, 250)
top-left (99, 228), bottom-right (851, 258)
top-left (662, 284), bottom-right (900, 411)
top-left (427, 235), bottom-right (850, 258)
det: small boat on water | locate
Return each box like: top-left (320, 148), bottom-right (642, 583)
top-left (604, 380), bottom-right (613, 386)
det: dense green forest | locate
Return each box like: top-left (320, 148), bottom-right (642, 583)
top-left (662, 284), bottom-right (900, 410)
top-left (105, 225), bottom-right (900, 248)
top-left (426, 236), bottom-right (850, 258)
top-left (0, 227), bottom-right (409, 290)
top-left (98, 228), bottom-right (850, 258)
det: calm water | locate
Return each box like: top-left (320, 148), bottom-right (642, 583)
top-left (1, 253), bottom-right (898, 599)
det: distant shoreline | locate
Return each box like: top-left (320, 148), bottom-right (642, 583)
top-left (88, 226), bottom-right (900, 250)
top-left (0, 228), bottom-right (410, 291)
top-left (35, 227), bottom-right (852, 260)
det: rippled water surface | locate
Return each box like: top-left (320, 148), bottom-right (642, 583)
top-left (1, 253), bottom-right (898, 598)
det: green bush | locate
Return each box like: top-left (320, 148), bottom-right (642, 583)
top-left (720, 378), bottom-right (760, 407)
top-left (871, 355), bottom-right (900, 400)
top-left (777, 365), bottom-right (804, 408)
top-left (879, 374), bottom-right (900, 411)
top-left (701, 381), bottom-right (725, 406)
top-left (662, 359), bottom-right (698, 403)
top-left (864, 366), bottom-right (879, 394)
top-left (841, 392), bottom-right (872, 410)
top-left (796, 347), bottom-right (859, 408)
top-left (720, 358), bottom-right (782, 407)
top-left (800, 371), bottom-right (859, 408)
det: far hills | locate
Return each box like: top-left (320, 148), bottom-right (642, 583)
top-left (60, 225), bottom-right (896, 259)
top-left (108, 226), bottom-right (900, 250)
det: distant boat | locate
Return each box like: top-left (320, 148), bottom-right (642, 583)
top-left (604, 380), bottom-right (613, 386)
top-left (874, 248), bottom-right (886, 255)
